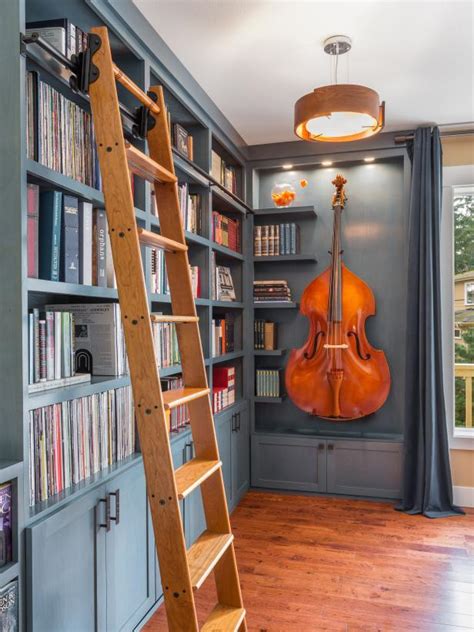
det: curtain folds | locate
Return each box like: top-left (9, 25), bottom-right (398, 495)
top-left (397, 126), bottom-right (464, 518)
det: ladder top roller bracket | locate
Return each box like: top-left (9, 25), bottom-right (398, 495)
top-left (113, 64), bottom-right (161, 115)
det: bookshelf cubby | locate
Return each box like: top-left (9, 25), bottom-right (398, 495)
top-left (2, 1), bottom-right (252, 626)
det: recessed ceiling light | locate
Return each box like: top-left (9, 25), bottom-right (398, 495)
top-left (321, 160), bottom-right (333, 166)
top-left (364, 157), bottom-right (375, 163)
top-left (282, 163), bottom-right (293, 169)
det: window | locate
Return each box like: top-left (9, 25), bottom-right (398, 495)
top-left (465, 282), bottom-right (474, 305)
top-left (453, 187), bottom-right (474, 436)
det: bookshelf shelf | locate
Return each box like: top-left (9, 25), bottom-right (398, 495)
top-left (211, 186), bottom-right (248, 216)
top-left (254, 302), bottom-right (299, 309)
top-left (0, 561), bottom-right (19, 586)
top-left (214, 399), bottom-right (245, 421)
top-left (211, 351), bottom-right (245, 364)
top-left (255, 396), bottom-right (286, 404)
top-left (254, 349), bottom-right (287, 356)
top-left (26, 278), bottom-right (119, 299)
top-left (26, 375), bottom-right (131, 409)
top-left (254, 205), bottom-right (317, 219)
top-left (212, 243), bottom-right (244, 261)
top-left (254, 255), bottom-right (317, 263)
top-left (0, 461), bottom-right (23, 481)
top-left (172, 150), bottom-right (211, 188)
top-left (212, 301), bottom-right (244, 309)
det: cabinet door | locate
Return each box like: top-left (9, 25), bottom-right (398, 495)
top-left (326, 440), bottom-right (402, 498)
top-left (216, 411), bottom-right (232, 504)
top-left (105, 462), bottom-right (155, 632)
top-left (251, 435), bottom-right (326, 492)
top-left (26, 486), bottom-right (106, 632)
top-left (186, 440), bottom-right (207, 545)
top-left (231, 407), bottom-right (249, 507)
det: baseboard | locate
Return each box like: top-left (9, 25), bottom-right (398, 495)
top-left (453, 485), bottom-right (474, 508)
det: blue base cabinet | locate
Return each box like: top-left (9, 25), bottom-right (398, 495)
top-left (26, 461), bottom-right (155, 632)
top-left (251, 434), bottom-right (402, 499)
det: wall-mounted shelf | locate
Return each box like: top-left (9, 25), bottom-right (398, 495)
top-left (254, 302), bottom-right (298, 309)
top-left (255, 396), bottom-right (286, 404)
top-left (254, 205), bottom-right (317, 219)
top-left (254, 255), bottom-right (317, 263)
top-left (254, 349), bottom-right (287, 356)
top-left (212, 350), bottom-right (245, 364)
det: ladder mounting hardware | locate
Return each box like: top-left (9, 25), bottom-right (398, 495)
top-left (69, 33), bottom-right (101, 93)
top-left (132, 92), bottom-right (158, 139)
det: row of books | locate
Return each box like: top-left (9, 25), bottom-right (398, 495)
top-left (254, 223), bottom-right (301, 256)
top-left (28, 386), bottom-right (135, 506)
top-left (212, 366), bottom-right (236, 413)
top-left (150, 248), bottom-right (201, 298)
top-left (212, 212), bottom-right (241, 252)
top-left (27, 184), bottom-right (116, 287)
top-left (211, 314), bottom-right (236, 357)
top-left (211, 253), bottom-right (237, 302)
top-left (162, 377), bottom-right (190, 432)
top-left (152, 320), bottom-right (180, 369)
top-left (25, 17), bottom-right (88, 60)
top-left (26, 71), bottom-right (101, 189)
top-left (0, 580), bottom-right (18, 630)
top-left (256, 369), bottom-right (282, 398)
top-left (254, 320), bottom-right (278, 350)
top-left (211, 150), bottom-right (238, 195)
top-left (28, 308), bottom-right (86, 392)
top-left (0, 481), bottom-right (12, 569)
top-left (151, 184), bottom-right (202, 235)
top-left (254, 280), bottom-right (293, 303)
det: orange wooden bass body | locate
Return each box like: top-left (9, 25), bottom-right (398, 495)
top-left (285, 176), bottom-right (390, 420)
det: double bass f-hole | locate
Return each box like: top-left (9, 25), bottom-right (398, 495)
top-left (304, 330), bottom-right (325, 360)
top-left (347, 331), bottom-right (371, 360)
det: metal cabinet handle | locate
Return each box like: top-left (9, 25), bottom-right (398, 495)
top-left (237, 412), bottom-right (241, 432)
top-left (98, 496), bottom-right (111, 532)
top-left (184, 441), bottom-right (194, 461)
top-left (231, 414), bottom-right (237, 432)
top-left (318, 443), bottom-right (325, 450)
top-left (109, 489), bottom-right (120, 526)
top-left (327, 444), bottom-right (334, 451)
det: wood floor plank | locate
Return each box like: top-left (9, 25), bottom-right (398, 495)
top-left (144, 492), bottom-right (474, 631)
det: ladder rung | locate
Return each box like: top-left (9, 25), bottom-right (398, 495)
top-left (151, 315), bottom-right (199, 324)
top-left (138, 228), bottom-right (187, 253)
top-left (125, 143), bottom-right (177, 184)
top-left (163, 387), bottom-right (210, 410)
top-left (175, 459), bottom-right (222, 499)
top-left (187, 531), bottom-right (234, 590)
top-left (201, 605), bottom-right (246, 632)
top-left (113, 65), bottom-right (161, 115)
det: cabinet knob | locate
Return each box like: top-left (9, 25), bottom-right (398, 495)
top-left (109, 489), bottom-right (120, 526)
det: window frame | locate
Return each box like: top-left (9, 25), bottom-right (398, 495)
top-left (441, 167), bottom-right (474, 449)
top-left (465, 281), bottom-right (474, 306)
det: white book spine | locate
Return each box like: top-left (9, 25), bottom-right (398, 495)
top-left (81, 202), bottom-right (93, 285)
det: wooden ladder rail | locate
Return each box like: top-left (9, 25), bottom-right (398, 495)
top-left (87, 26), bottom-right (246, 632)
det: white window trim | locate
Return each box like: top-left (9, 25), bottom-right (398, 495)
top-left (442, 166), bottom-right (474, 449)
top-left (465, 281), bottom-right (474, 306)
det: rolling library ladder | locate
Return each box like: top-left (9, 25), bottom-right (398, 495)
top-left (87, 26), bottom-right (246, 632)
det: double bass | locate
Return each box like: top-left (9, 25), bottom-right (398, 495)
top-left (285, 175), bottom-right (390, 420)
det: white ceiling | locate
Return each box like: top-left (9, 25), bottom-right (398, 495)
top-left (133, 0), bottom-right (474, 146)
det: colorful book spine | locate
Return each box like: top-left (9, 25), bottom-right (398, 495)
top-left (27, 183), bottom-right (39, 278)
top-left (38, 190), bottom-right (62, 282)
top-left (61, 195), bottom-right (80, 283)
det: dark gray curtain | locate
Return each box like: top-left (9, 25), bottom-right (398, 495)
top-left (397, 127), bottom-right (463, 518)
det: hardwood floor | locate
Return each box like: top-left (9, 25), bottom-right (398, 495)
top-left (144, 492), bottom-right (474, 631)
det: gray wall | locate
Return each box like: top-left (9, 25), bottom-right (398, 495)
top-left (254, 154), bottom-right (409, 438)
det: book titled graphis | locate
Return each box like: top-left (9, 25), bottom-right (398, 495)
top-left (0, 580), bottom-right (18, 632)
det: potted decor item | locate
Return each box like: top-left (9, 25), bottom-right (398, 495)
top-left (271, 183), bottom-right (296, 208)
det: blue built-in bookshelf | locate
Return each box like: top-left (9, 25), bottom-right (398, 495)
top-left (1, 0), bottom-right (253, 628)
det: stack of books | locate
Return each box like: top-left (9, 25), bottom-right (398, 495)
top-left (211, 150), bottom-right (238, 195)
top-left (254, 320), bottom-right (277, 350)
top-left (212, 212), bottom-right (241, 252)
top-left (28, 308), bottom-right (90, 393)
top-left (151, 248), bottom-right (200, 298)
top-left (152, 184), bottom-right (202, 235)
top-left (25, 18), bottom-right (88, 59)
top-left (26, 71), bottom-right (101, 189)
top-left (28, 386), bottom-right (135, 506)
top-left (161, 377), bottom-right (190, 432)
top-left (152, 319), bottom-right (180, 368)
top-left (254, 223), bottom-right (300, 256)
top-left (211, 313), bottom-right (235, 357)
top-left (0, 481), bottom-right (12, 568)
top-left (211, 253), bottom-right (236, 301)
top-left (256, 369), bottom-right (282, 398)
top-left (253, 280), bottom-right (292, 303)
top-left (27, 184), bottom-right (117, 287)
top-left (213, 366), bottom-right (236, 413)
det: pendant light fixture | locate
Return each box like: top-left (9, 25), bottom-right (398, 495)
top-left (294, 35), bottom-right (385, 143)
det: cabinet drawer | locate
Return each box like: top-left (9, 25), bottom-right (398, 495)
top-left (251, 435), bottom-right (326, 492)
